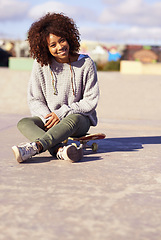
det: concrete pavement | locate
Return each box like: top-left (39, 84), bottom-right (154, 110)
top-left (0, 68), bottom-right (161, 240)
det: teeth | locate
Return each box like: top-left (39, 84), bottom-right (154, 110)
top-left (59, 50), bottom-right (66, 55)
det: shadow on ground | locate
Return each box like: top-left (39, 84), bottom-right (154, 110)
top-left (20, 136), bottom-right (161, 164)
top-left (22, 156), bottom-right (54, 164)
top-left (97, 136), bottom-right (161, 153)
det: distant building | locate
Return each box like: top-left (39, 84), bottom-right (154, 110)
top-left (0, 48), bottom-right (12, 66)
top-left (0, 39), bottom-right (30, 58)
top-left (108, 47), bottom-right (121, 62)
top-left (121, 45), bottom-right (161, 63)
top-left (1, 37), bottom-right (161, 67)
top-left (80, 40), bottom-right (124, 63)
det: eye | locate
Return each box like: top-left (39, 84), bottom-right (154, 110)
top-left (60, 38), bottom-right (65, 43)
top-left (50, 43), bottom-right (56, 48)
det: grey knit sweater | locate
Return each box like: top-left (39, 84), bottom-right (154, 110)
top-left (28, 54), bottom-right (99, 126)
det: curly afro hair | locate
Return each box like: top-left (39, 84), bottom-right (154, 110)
top-left (28, 12), bottom-right (81, 66)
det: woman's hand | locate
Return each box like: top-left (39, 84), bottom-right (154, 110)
top-left (44, 112), bottom-right (60, 130)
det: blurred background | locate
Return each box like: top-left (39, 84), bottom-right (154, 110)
top-left (0, 0), bottom-right (161, 73)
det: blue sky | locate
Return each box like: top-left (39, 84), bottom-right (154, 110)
top-left (0, 0), bottom-right (161, 45)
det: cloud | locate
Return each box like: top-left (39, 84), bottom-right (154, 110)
top-left (80, 25), bottom-right (161, 44)
top-left (28, 1), bottom-right (96, 22)
top-left (100, 0), bottom-right (161, 27)
top-left (101, 0), bottom-right (121, 4)
top-left (0, 0), bottom-right (161, 44)
top-left (0, 0), bottom-right (29, 21)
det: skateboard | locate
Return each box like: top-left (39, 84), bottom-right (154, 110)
top-left (65, 133), bottom-right (106, 152)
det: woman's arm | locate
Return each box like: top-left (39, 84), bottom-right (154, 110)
top-left (28, 61), bottom-right (51, 123)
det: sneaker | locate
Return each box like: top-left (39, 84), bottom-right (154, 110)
top-left (57, 144), bottom-right (83, 162)
top-left (12, 142), bottom-right (39, 163)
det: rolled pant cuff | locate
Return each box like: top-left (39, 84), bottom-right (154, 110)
top-left (36, 138), bottom-right (49, 152)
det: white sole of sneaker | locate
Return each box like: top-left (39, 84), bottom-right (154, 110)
top-left (12, 146), bottom-right (23, 163)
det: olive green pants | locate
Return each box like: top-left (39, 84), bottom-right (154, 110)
top-left (17, 114), bottom-right (90, 156)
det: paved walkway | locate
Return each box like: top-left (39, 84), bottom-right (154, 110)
top-left (0, 68), bottom-right (161, 240)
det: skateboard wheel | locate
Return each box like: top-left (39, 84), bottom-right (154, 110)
top-left (92, 143), bottom-right (98, 152)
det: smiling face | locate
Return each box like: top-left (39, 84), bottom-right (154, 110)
top-left (47, 33), bottom-right (70, 63)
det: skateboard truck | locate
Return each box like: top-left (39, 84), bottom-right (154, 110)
top-left (64, 133), bottom-right (106, 152)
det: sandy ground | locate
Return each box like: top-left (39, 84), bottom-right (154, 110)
top-left (0, 67), bottom-right (161, 240)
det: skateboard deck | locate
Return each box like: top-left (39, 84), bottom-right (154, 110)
top-left (67, 133), bottom-right (106, 152)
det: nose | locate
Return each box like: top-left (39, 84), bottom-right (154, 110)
top-left (57, 42), bottom-right (63, 50)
